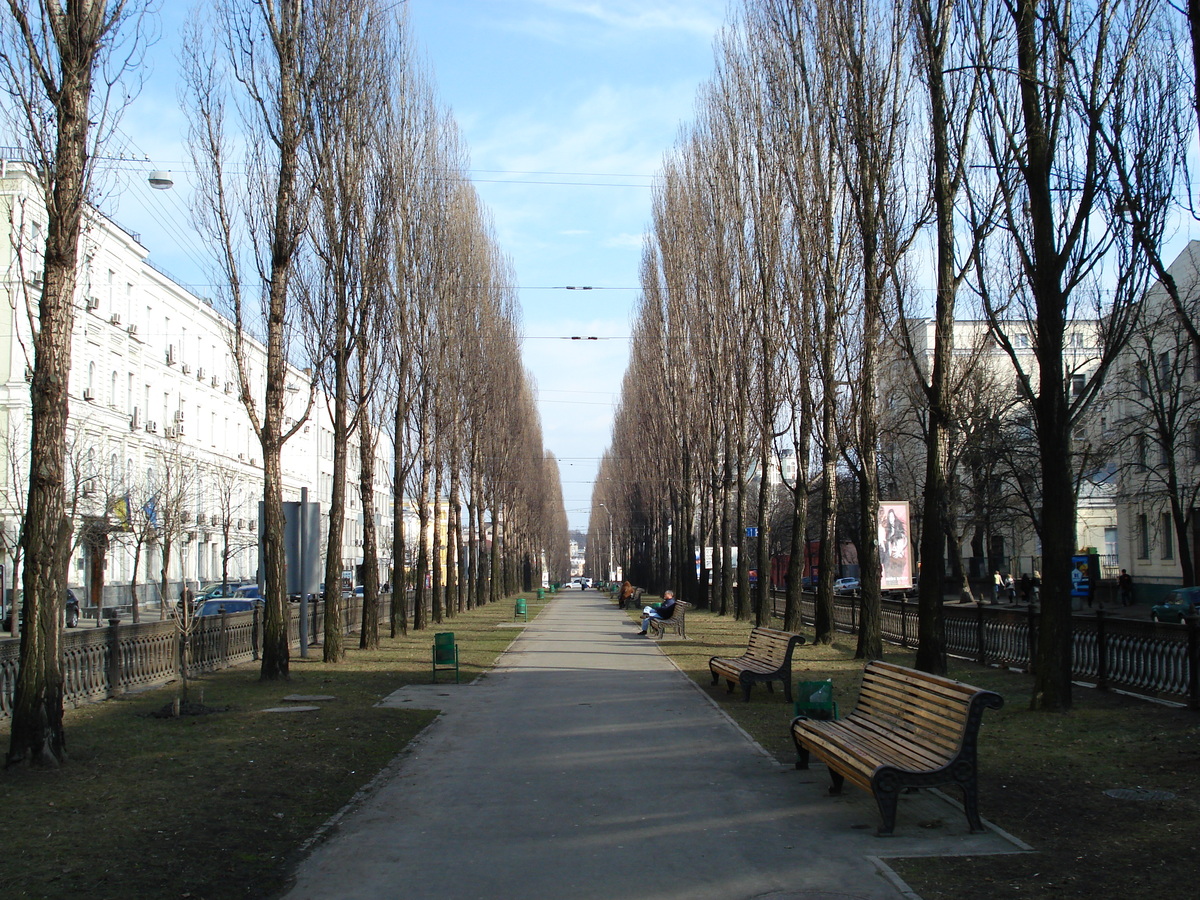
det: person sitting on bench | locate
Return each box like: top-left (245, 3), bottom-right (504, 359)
top-left (638, 590), bottom-right (677, 635)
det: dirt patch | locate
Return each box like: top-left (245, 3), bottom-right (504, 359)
top-left (145, 699), bottom-right (233, 718)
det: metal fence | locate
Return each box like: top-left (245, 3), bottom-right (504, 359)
top-left (772, 592), bottom-right (1200, 709)
top-left (0, 592), bottom-right (415, 717)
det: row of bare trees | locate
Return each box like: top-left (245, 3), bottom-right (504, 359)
top-left (3, 0), bottom-right (568, 767)
top-left (592, 0), bottom-right (1187, 712)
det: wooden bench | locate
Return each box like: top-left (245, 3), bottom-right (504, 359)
top-left (791, 660), bottom-right (1003, 836)
top-left (647, 600), bottom-right (690, 639)
top-left (708, 627), bottom-right (806, 701)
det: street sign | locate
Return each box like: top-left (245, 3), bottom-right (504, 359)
top-left (746, 526), bottom-right (759, 538)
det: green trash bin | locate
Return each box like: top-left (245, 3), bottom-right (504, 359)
top-left (537, 587), bottom-right (545, 600)
top-left (794, 679), bottom-right (838, 720)
top-left (514, 598), bottom-right (528, 621)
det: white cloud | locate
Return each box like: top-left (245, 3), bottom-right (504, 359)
top-left (603, 232), bottom-right (646, 248)
top-left (521, 0), bottom-right (726, 40)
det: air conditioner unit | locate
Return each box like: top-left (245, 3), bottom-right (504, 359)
top-left (182, 511), bottom-right (192, 523)
top-left (31, 272), bottom-right (42, 287)
top-left (166, 345), bottom-right (177, 365)
top-left (126, 324), bottom-right (138, 336)
top-left (85, 296), bottom-right (100, 311)
top-left (109, 313), bottom-right (121, 326)
top-left (181, 363), bottom-right (191, 375)
top-left (165, 425), bottom-right (179, 439)
top-left (145, 420), bottom-right (158, 434)
top-left (210, 514), bottom-right (219, 526)
top-left (211, 375), bottom-right (219, 388)
top-left (175, 422), bottom-right (185, 436)
top-left (237, 452), bottom-right (246, 461)
top-left (174, 410), bottom-right (185, 422)
top-left (250, 457), bottom-right (259, 467)
top-left (197, 367), bottom-right (206, 381)
top-left (224, 381), bottom-right (234, 394)
top-left (83, 388), bottom-right (95, 401)
top-left (24, 365), bottom-right (33, 382)
top-left (237, 518), bottom-right (244, 530)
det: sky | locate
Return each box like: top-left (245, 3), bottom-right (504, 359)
top-left (97, 0), bottom-right (730, 535)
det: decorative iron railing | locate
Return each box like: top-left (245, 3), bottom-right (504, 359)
top-left (772, 592), bottom-right (1199, 709)
top-left (0, 592), bottom-right (415, 717)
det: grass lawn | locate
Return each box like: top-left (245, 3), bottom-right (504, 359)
top-left (0, 593), bottom-right (545, 900)
top-left (638, 600), bottom-right (1200, 900)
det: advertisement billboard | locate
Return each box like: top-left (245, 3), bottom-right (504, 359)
top-left (878, 501), bottom-right (912, 590)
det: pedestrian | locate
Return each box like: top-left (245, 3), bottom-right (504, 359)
top-left (618, 580), bottom-right (635, 609)
top-left (1031, 571), bottom-right (1041, 604)
top-left (1019, 573), bottom-right (1032, 605)
top-left (1118, 569), bottom-right (1134, 607)
top-left (1005, 573), bottom-right (1016, 604)
top-left (638, 590), bottom-right (677, 635)
top-left (992, 570), bottom-right (1002, 604)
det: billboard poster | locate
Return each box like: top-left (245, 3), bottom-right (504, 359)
top-left (878, 501), bottom-right (912, 590)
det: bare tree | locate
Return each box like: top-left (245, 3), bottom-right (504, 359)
top-left (967, 0), bottom-right (1175, 709)
top-left (1, 0), bottom-right (152, 766)
top-left (183, 0), bottom-right (328, 680)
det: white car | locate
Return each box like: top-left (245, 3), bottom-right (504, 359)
top-left (833, 577), bottom-right (860, 594)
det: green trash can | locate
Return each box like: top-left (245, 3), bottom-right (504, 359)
top-left (514, 598), bottom-right (528, 621)
top-left (537, 587), bottom-right (545, 600)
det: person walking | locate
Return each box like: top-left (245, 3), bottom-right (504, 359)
top-left (1118, 569), bottom-right (1134, 607)
top-left (992, 570), bottom-right (1002, 605)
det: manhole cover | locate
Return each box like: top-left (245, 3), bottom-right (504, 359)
top-left (1104, 788), bottom-right (1176, 802)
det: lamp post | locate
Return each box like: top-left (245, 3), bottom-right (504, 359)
top-left (599, 503), bottom-right (614, 583)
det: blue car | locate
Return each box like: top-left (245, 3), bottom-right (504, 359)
top-left (194, 598), bottom-right (262, 617)
top-left (1150, 587), bottom-right (1200, 624)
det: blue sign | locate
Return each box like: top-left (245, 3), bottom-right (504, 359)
top-left (746, 527), bottom-right (759, 538)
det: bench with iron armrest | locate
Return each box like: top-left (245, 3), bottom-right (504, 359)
top-left (646, 600), bottom-right (691, 638)
top-left (790, 659), bottom-right (1003, 836)
top-left (708, 627), bottom-right (806, 701)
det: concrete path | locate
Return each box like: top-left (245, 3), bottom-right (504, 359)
top-left (283, 591), bottom-right (1026, 900)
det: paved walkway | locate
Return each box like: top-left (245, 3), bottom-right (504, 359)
top-left (283, 591), bottom-right (1025, 900)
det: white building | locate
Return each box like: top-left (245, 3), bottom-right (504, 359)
top-left (1, 163), bottom-right (391, 611)
top-left (880, 316), bottom-right (1116, 582)
top-left (1112, 241), bottom-right (1200, 592)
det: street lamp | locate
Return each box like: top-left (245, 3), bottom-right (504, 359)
top-left (598, 503), bottom-right (614, 583)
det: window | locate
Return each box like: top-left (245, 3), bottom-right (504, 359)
top-left (1071, 374), bottom-right (1085, 398)
top-left (1016, 333), bottom-right (1029, 349)
top-left (1159, 351), bottom-right (1171, 385)
top-left (1161, 513), bottom-right (1174, 560)
top-left (1192, 422), bottom-right (1200, 465)
top-left (1137, 435), bottom-right (1148, 468)
top-left (1104, 527), bottom-right (1118, 560)
top-left (1138, 513), bottom-right (1150, 559)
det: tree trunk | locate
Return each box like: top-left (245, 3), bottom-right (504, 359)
top-left (358, 414), bottom-right (380, 651)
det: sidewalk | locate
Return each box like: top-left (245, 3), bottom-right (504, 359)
top-left (283, 591), bottom-right (1026, 900)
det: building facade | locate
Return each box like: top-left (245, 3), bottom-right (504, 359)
top-left (1, 163), bottom-right (391, 613)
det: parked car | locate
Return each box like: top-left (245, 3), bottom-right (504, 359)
top-left (833, 577), bottom-right (860, 595)
top-left (1150, 586), bottom-right (1200, 624)
top-left (198, 582), bottom-right (238, 600)
top-left (64, 589), bottom-right (80, 627)
top-left (194, 598), bottom-right (262, 617)
top-left (232, 584), bottom-right (261, 599)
